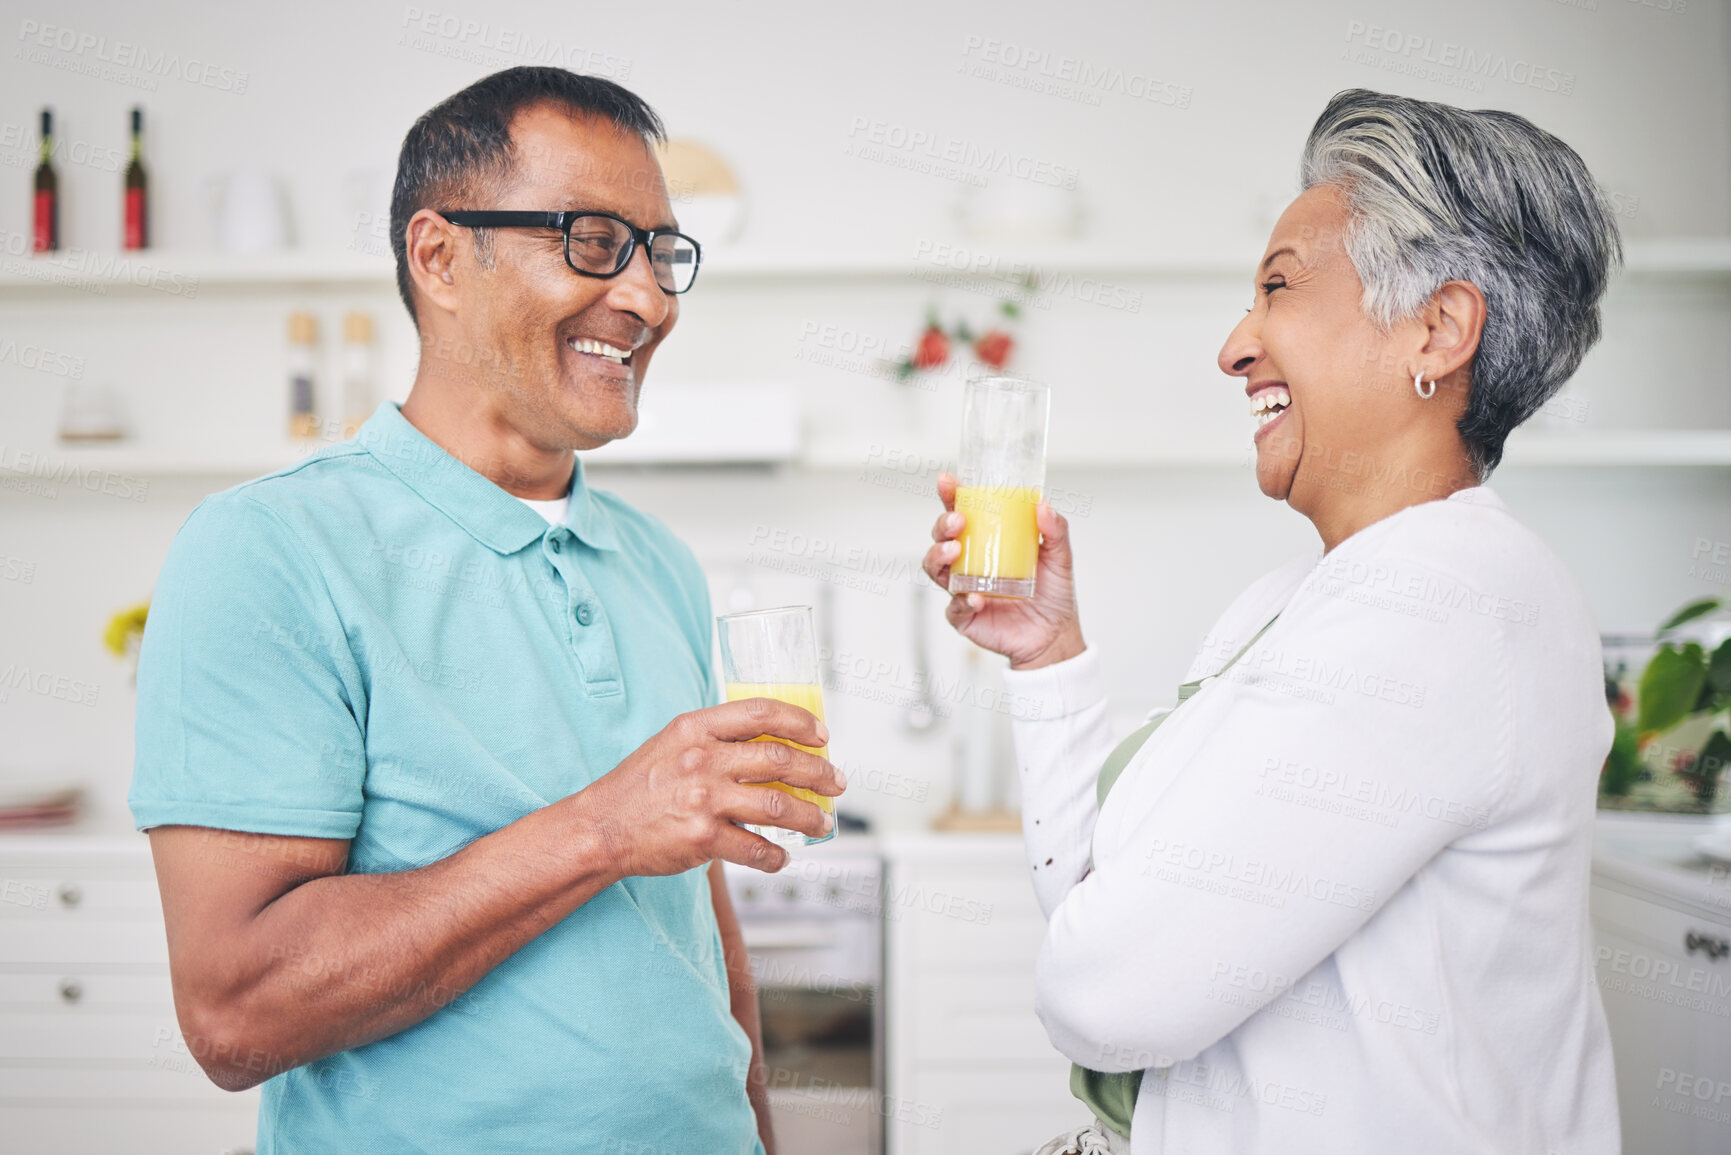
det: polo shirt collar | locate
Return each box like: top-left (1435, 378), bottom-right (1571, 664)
top-left (357, 403), bottom-right (620, 555)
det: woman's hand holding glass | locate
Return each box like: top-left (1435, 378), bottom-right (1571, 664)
top-left (923, 470), bottom-right (1086, 670)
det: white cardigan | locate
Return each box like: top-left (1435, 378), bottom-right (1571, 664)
top-left (1005, 488), bottom-right (1620, 1154)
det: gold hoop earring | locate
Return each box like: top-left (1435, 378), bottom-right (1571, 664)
top-left (1414, 371), bottom-right (1436, 400)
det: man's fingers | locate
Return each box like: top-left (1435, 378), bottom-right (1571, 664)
top-left (721, 782), bottom-right (834, 841)
top-left (699, 697), bottom-right (830, 749)
top-left (709, 823), bottom-right (790, 874)
top-left (723, 742), bottom-right (846, 796)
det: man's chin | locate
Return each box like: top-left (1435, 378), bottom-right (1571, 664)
top-left (552, 385), bottom-right (639, 450)
top-left (566, 418), bottom-right (635, 452)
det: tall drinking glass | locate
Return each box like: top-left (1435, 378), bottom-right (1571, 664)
top-left (949, 376), bottom-right (1050, 600)
top-left (715, 605), bottom-right (836, 848)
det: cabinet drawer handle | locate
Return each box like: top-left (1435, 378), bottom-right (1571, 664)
top-left (1685, 931), bottom-right (1730, 961)
top-left (56, 883), bottom-right (82, 908)
top-left (58, 979), bottom-right (83, 1004)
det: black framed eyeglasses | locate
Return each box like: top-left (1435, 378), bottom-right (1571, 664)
top-left (437, 210), bottom-right (702, 294)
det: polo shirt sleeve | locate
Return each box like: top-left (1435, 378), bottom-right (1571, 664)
top-left (129, 491), bottom-right (368, 839)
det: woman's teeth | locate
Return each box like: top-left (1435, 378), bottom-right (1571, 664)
top-left (1251, 387), bottom-right (1291, 427)
top-left (568, 337), bottom-right (631, 364)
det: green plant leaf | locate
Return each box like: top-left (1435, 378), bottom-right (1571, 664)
top-left (1659, 597), bottom-right (1722, 633)
top-left (1708, 638), bottom-right (1731, 696)
top-left (1000, 299), bottom-right (1021, 320)
top-left (1699, 729), bottom-right (1731, 778)
top-left (1599, 714), bottom-right (1643, 796)
top-left (1638, 643), bottom-right (1709, 735)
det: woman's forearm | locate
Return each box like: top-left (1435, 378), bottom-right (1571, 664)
top-left (1004, 646), bottom-right (1117, 917)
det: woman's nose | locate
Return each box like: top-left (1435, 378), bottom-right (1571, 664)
top-left (1218, 313), bottom-right (1262, 378)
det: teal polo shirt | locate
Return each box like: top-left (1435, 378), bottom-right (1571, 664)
top-left (130, 403), bottom-right (760, 1155)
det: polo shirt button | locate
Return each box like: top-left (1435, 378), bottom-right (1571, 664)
top-left (548, 537), bottom-right (562, 554)
top-left (576, 603), bottom-right (595, 626)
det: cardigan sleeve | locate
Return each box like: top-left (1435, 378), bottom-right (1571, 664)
top-left (1032, 553), bottom-right (1511, 1071)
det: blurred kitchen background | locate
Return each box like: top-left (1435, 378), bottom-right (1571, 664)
top-left (1, 0), bottom-right (1728, 1152)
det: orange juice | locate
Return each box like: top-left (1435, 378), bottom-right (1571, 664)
top-left (723, 681), bottom-right (835, 820)
top-left (954, 485), bottom-right (1041, 585)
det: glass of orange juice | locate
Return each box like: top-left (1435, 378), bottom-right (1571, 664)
top-left (949, 376), bottom-right (1050, 600)
top-left (715, 605), bottom-right (836, 848)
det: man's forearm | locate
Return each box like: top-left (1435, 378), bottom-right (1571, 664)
top-left (171, 794), bottom-right (618, 1090)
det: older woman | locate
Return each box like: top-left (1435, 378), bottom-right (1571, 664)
top-left (923, 89), bottom-right (1623, 1154)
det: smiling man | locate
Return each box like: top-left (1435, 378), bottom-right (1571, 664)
top-left (128, 67), bottom-right (842, 1154)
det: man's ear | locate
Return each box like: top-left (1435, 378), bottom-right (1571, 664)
top-left (405, 208), bottom-right (464, 321)
top-left (1420, 280), bottom-right (1487, 382)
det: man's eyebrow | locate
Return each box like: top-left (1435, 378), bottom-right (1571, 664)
top-left (1260, 247), bottom-right (1299, 272)
top-left (556, 203), bottom-right (680, 232)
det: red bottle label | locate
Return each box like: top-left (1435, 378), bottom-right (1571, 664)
top-left (125, 188), bottom-right (147, 250)
top-left (33, 189), bottom-right (55, 252)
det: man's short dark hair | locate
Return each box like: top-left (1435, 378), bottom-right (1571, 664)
top-left (390, 66), bottom-right (666, 327)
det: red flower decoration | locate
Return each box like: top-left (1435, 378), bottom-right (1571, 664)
top-left (974, 329), bottom-right (1014, 370)
top-left (913, 325), bottom-right (949, 371)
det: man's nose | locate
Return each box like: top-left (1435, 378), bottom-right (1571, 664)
top-left (605, 244), bottom-right (671, 328)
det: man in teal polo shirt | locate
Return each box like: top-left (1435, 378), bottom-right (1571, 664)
top-left (129, 67), bottom-right (842, 1154)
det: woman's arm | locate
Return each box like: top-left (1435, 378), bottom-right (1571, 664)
top-left (1003, 649), bottom-right (1120, 916)
top-left (922, 472), bottom-right (1100, 913)
top-left (1034, 580), bottom-right (1508, 1071)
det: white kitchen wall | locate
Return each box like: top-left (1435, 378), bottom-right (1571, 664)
top-left (1, 0), bottom-right (1728, 832)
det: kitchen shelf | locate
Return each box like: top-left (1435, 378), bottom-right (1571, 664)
top-left (7, 428), bottom-right (1728, 481)
top-left (805, 429), bottom-right (1731, 472)
top-left (4, 237), bottom-right (1722, 296)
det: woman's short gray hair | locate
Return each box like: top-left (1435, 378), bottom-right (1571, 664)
top-left (1299, 89), bottom-right (1622, 476)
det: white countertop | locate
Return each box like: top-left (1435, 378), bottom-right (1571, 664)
top-left (1592, 811), bottom-right (1731, 922)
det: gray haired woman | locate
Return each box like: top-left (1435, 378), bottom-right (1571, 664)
top-left (923, 89), bottom-right (1623, 1154)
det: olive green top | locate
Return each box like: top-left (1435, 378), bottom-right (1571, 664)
top-left (1069, 616), bottom-right (1279, 1137)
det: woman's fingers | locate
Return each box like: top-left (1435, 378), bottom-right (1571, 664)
top-left (1034, 499), bottom-right (1071, 566)
top-left (945, 592), bottom-right (980, 631)
top-left (922, 538), bottom-right (961, 589)
top-left (935, 471), bottom-right (959, 511)
top-left (930, 508), bottom-right (965, 545)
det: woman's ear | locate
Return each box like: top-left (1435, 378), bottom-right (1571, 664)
top-left (1421, 280), bottom-right (1487, 382)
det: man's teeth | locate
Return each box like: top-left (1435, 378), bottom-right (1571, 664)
top-left (1251, 387), bottom-right (1291, 427)
top-left (568, 337), bottom-right (631, 363)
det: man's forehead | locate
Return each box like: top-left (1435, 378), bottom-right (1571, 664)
top-left (507, 109), bottom-right (667, 212)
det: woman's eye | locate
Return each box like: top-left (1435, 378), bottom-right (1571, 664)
top-left (1261, 279), bottom-right (1286, 296)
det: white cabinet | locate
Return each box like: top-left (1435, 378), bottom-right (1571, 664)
top-left (1591, 818), bottom-right (1731, 1155)
top-left (882, 834), bottom-right (1088, 1155)
top-left (0, 835), bottom-right (258, 1154)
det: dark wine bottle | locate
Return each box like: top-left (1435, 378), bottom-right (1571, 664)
top-left (33, 108), bottom-right (57, 253)
top-left (124, 107), bottom-right (147, 250)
